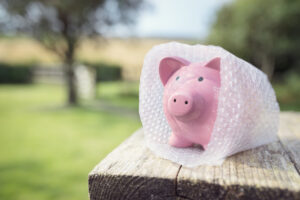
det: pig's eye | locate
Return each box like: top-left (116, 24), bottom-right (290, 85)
top-left (198, 77), bottom-right (204, 82)
top-left (176, 76), bottom-right (180, 81)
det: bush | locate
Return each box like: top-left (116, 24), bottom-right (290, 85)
top-left (84, 62), bottom-right (122, 82)
top-left (273, 72), bottom-right (300, 111)
top-left (0, 63), bottom-right (34, 83)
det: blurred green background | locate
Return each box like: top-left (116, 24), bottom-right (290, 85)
top-left (0, 0), bottom-right (299, 200)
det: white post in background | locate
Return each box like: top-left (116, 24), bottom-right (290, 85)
top-left (75, 64), bottom-right (96, 100)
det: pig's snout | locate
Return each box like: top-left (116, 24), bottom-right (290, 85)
top-left (168, 94), bottom-right (193, 117)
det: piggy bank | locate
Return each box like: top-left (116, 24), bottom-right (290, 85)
top-left (159, 56), bottom-right (221, 149)
top-left (140, 42), bottom-right (279, 166)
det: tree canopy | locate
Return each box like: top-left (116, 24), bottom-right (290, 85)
top-left (208, 0), bottom-right (300, 80)
top-left (1, 0), bottom-right (145, 58)
top-left (0, 0), bottom-right (147, 104)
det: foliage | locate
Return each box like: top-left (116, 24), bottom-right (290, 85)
top-left (85, 62), bottom-right (122, 82)
top-left (273, 73), bottom-right (300, 111)
top-left (0, 63), bottom-right (34, 83)
top-left (0, 83), bottom-right (140, 200)
top-left (0, 0), bottom-right (146, 57)
top-left (208, 0), bottom-right (300, 80)
top-left (0, 0), bottom-right (147, 104)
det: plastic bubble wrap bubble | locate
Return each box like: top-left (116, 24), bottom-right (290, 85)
top-left (139, 42), bottom-right (279, 167)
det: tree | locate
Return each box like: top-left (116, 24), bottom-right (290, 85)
top-left (207, 0), bottom-right (300, 80)
top-left (0, 0), bottom-right (146, 104)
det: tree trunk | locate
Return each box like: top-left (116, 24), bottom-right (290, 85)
top-left (65, 38), bottom-right (77, 105)
top-left (65, 62), bottom-right (77, 105)
top-left (57, 10), bottom-right (78, 105)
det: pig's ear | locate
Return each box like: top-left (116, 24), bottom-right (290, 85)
top-left (159, 57), bottom-right (190, 86)
top-left (204, 57), bottom-right (221, 71)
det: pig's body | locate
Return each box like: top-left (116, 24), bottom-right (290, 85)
top-left (159, 57), bottom-right (221, 149)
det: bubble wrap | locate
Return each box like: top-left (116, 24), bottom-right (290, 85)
top-left (139, 42), bottom-right (279, 167)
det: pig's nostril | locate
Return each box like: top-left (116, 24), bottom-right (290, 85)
top-left (185, 101), bottom-right (188, 104)
top-left (174, 98), bottom-right (176, 103)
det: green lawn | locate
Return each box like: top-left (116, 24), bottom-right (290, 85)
top-left (0, 83), bottom-right (141, 200)
top-left (96, 81), bottom-right (139, 110)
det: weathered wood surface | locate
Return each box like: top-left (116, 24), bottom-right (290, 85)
top-left (89, 112), bottom-right (300, 200)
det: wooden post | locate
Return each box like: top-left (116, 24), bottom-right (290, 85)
top-left (88, 112), bottom-right (300, 200)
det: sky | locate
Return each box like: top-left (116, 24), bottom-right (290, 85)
top-left (110, 0), bottom-right (232, 39)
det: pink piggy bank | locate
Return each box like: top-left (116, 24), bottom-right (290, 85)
top-left (159, 56), bottom-right (221, 149)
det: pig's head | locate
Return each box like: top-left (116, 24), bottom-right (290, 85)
top-left (159, 56), bottom-right (221, 122)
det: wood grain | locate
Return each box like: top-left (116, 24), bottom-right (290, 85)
top-left (88, 129), bottom-right (181, 200)
top-left (278, 112), bottom-right (300, 173)
top-left (89, 112), bottom-right (300, 200)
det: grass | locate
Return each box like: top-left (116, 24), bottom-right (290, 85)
top-left (0, 83), bottom-right (141, 200)
top-left (96, 81), bottom-right (139, 110)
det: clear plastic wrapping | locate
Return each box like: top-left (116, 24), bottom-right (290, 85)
top-left (139, 42), bottom-right (279, 167)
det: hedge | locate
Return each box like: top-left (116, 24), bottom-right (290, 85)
top-left (84, 62), bottom-right (122, 82)
top-left (0, 62), bottom-right (122, 83)
top-left (0, 63), bottom-right (34, 83)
